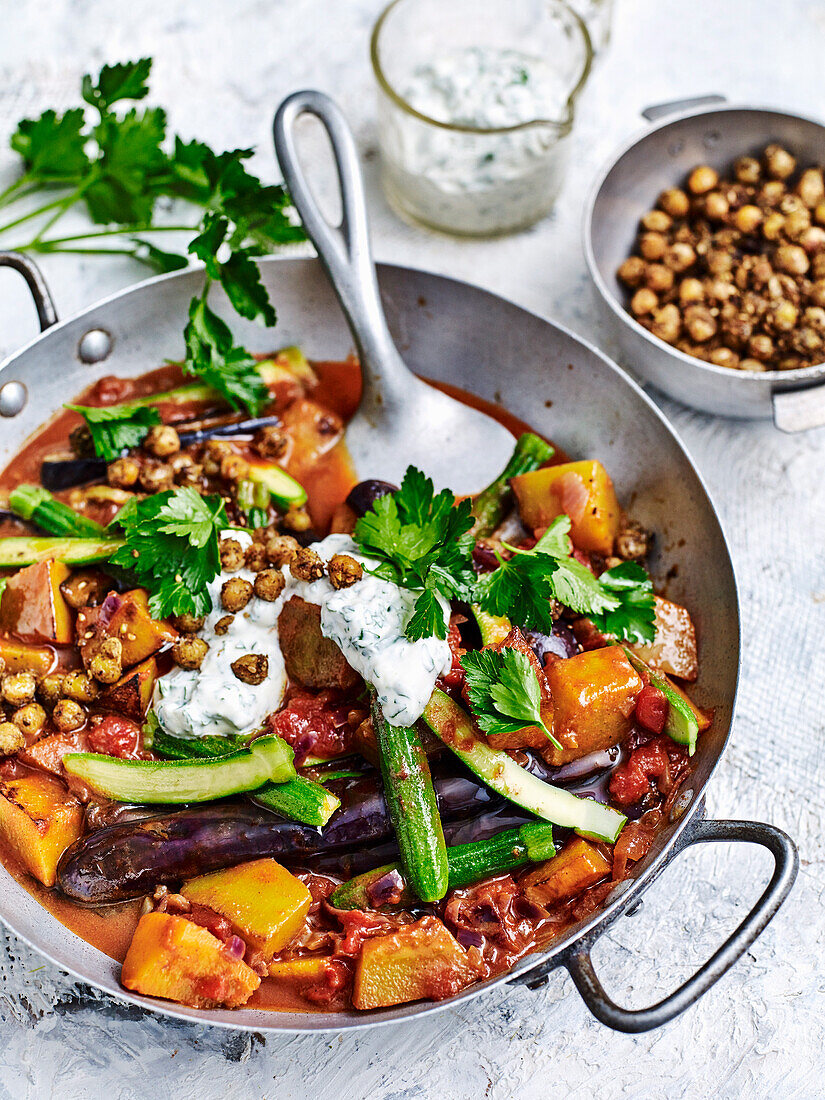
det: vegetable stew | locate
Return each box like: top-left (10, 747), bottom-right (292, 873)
top-left (0, 349), bottom-right (709, 1014)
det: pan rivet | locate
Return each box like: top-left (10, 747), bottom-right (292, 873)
top-left (626, 900), bottom-right (644, 917)
top-left (78, 328), bottom-right (113, 363)
top-left (0, 380), bottom-right (27, 417)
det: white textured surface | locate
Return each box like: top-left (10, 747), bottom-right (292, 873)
top-left (0, 1), bottom-right (824, 1096)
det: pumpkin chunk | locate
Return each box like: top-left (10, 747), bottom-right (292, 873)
top-left (77, 590), bottom-right (176, 670)
top-left (0, 769), bottom-right (83, 886)
top-left (182, 858), bottom-right (311, 959)
top-left (544, 645), bottom-right (643, 765)
top-left (353, 915), bottom-right (477, 1010)
top-left (121, 912), bottom-right (260, 1009)
top-left (512, 460), bottom-right (620, 556)
top-left (521, 838), bottom-right (612, 907)
top-left (0, 560), bottom-right (73, 645)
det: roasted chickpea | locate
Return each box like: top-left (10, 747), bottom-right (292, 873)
top-left (641, 209), bottom-right (672, 233)
top-left (201, 441), bottom-right (232, 476)
top-left (615, 520), bottom-right (651, 562)
top-left (253, 568), bottom-right (286, 602)
top-left (684, 305), bottom-right (717, 343)
top-left (762, 212), bottom-right (786, 240)
top-left (709, 347), bottom-right (741, 369)
top-left (89, 637), bottom-right (123, 685)
top-left (748, 334), bottom-right (774, 361)
top-left (214, 615), bottom-right (234, 635)
top-left (664, 242), bottom-right (696, 273)
top-left (775, 244), bottom-right (809, 276)
top-left (706, 249), bottom-right (734, 277)
top-left (231, 653), bottom-right (269, 685)
top-left (12, 702), bottom-right (46, 737)
top-left (252, 425), bottom-right (289, 460)
top-left (143, 424), bottom-right (180, 458)
top-left (645, 263), bottom-right (674, 293)
top-left (171, 613), bottom-right (205, 633)
top-left (734, 156), bottom-right (761, 185)
top-left (687, 165), bottom-right (718, 195)
top-left (107, 457), bottom-right (140, 489)
top-left (282, 506), bottom-right (312, 533)
top-left (659, 188), bottom-right (690, 218)
top-left (649, 304), bottom-right (681, 344)
top-left (69, 424), bottom-right (94, 458)
top-left (759, 180), bottom-right (787, 207)
top-left (60, 570), bottom-right (108, 610)
top-left (704, 191), bottom-right (729, 221)
top-left (617, 256), bottom-right (647, 287)
top-left (734, 204), bottom-right (763, 234)
top-left (219, 537), bottom-right (245, 572)
top-left (244, 542), bottom-right (269, 572)
top-left (221, 576), bottom-right (254, 612)
top-left (0, 722), bottom-right (25, 754)
top-left (290, 547), bottom-right (325, 582)
top-left (138, 462), bottom-right (175, 493)
top-left (174, 457), bottom-right (203, 488)
top-left (800, 226), bottom-right (825, 255)
top-left (679, 278), bottom-right (705, 304)
top-left (63, 671), bottom-right (99, 703)
top-left (639, 232), bottom-right (667, 261)
top-left (809, 280), bottom-right (825, 307)
top-left (1, 672), bottom-right (36, 708)
top-left (220, 452), bottom-right (249, 483)
top-left (328, 554), bottom-right (364, 590)
top-left (264, 532), bottom-right (300, 566)
top-left (770, 301), bottom-right (799, 332)
top-left (815, 202), bottom-right (825, 227)
top-left (53, 699), bottom-right (86, 732)
top-left (764, 144), bottom-right (796, 180)
top-left (630, 288), bottom-right (658, 316)
top-left (37, 672), bottom-right (65, 710)
top-left (740, 357), bottom-right (768, 372)
top-left (784, 208), bottom-right (811, 241)
top-left (172, 635), bottom-right (209, 671)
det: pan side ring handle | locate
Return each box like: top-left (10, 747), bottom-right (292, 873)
top-left (564, 818), bottom-right (798, 1033)
top-left (641, 95), bottom-right (727, 122)
top-left (0, 251), bottom-right (58, 332)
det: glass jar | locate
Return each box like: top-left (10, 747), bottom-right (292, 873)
top-left (370, 0), bottom-right (593, 237)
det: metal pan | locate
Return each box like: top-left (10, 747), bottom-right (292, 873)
top-left (0, 251), bottom-right (797, 1033)
top-left (584, 97), bottom-right (825, 430)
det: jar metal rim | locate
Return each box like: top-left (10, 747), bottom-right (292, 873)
top-left (369, 0), bottom-right (594, 137)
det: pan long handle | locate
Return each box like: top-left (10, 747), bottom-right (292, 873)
top-left (0, 251), bottom-right (58, 332)
top-left (641, 95), bottom-right (727, 122)
top-left (560, 817), bottom-right (798, 1033)
top-left (273, 90), bottom-right (415, 420)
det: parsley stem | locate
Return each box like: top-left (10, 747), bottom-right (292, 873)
top-left (0, 190), bottom-right (79, 236)
top-left (31, 224), bottom-right (198, 246)
top-left (30, 193), bottom-right (80, 245)
top-left (0, 174), bottom-right (34, 207)
top-left (25, 245), bottom-right (145, 258)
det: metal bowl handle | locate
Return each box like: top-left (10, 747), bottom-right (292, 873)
top-left (772, 385), bottom-right (825, 432)
top-left (0, 251), bottom-right (58, 332)
top-left (641, 95), bottom-right (727, 123)
top-left (561, 818), bottom-right (797, 1033)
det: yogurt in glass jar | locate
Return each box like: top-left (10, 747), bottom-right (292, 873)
top-left (371, 0), bottom-right (593, 236)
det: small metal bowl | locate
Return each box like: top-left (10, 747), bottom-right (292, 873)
top-left (584, 97), bottom-right (825, 430)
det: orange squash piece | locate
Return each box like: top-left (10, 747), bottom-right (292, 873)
top-left (629, 596), bottom-right (698, 681)
top-left (78, 590), bottom-right (177, 670)
top-left (121, 912), bottom-right (260, 1009)
top-left (512, 460), bottom-right (621, 556)
top-left (353, 916), bottom-right (477, 1010)
top-left (0, 560), bottom-right (73, 645)
top-left (544, 645), bottom-right (643, 765)
top-left (0, 769), bottom-right (83, 886)
top-left (96, 656), bottom-right (157, 720)
top-left (19, 729), bottom-right (90, 776)
top-left (521, 838), bottom-right (612, 907)
top-left (0, 637), bottom-right (56, 677)
top-left (182, 858), bottom-right (311, 959)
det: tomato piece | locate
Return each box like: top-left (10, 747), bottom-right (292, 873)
top-left (266, 690), bottom-right (356, 763)
top-left (609, 738), bottom-right (670, 805)
top-left (438, 617), bottom-right (466, 691)
top-left (87, 715), bottom-right (141, 759)
top-left (635, 684), bottom-right (669, 734)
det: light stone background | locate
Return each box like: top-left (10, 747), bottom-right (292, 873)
top-left (0, 1), bottom-right (823, 1096)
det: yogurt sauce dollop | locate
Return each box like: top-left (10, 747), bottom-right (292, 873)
top-left (153, 531), bottom-right (452, 738)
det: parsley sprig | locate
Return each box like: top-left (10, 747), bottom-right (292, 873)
top-left (475, 515), bottom-right (656, 643)
top-left (353, 467), bottom-right (476, 642)
top-left (461, 647), bottom-right (561, 750)
top-left (66, 401), bottom-right (161, 461)
top-left (1, 59), bottom-right (306, 415)
top-left (108, 486), bottom-right (227, 619)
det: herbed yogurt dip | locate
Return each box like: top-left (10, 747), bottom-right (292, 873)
top-left (382, 45), bottom-right (571, 234)
top-left (153, 531), bottom-right (452, 739)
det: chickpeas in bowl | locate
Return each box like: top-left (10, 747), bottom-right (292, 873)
top-left (617, 142), bottom-right (825, 373)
